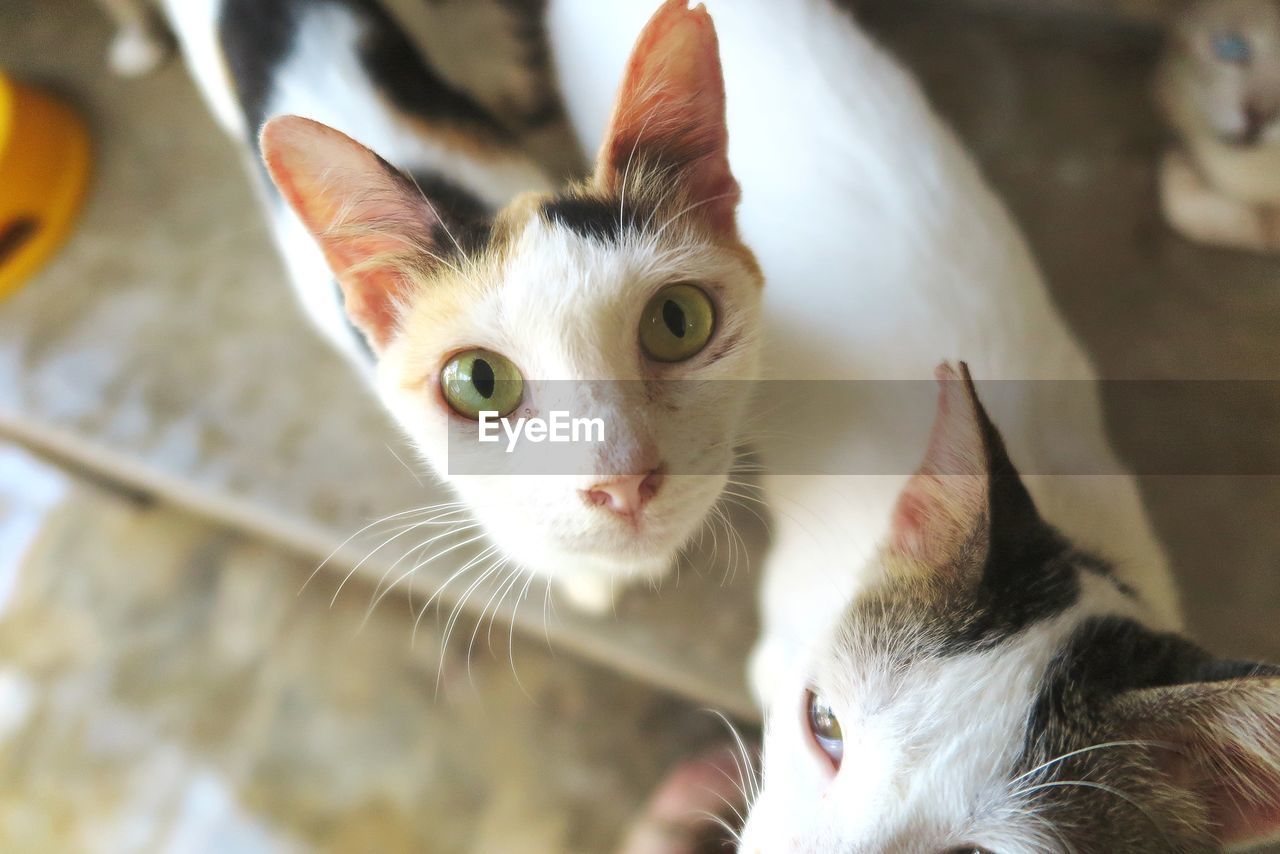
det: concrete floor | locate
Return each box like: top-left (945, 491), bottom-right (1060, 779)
top-left (0, 443), bottom-right (738, 853)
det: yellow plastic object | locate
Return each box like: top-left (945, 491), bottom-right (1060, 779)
top-left (0, 74), bottom-right (91, 300)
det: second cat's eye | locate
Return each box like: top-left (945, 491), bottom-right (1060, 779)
top-left (806, 690), bottom-right (844, 769)
top-left (441, 349), bottom-right (523, 420)
top-left (1212, 31), bottom-right (1252, 65)
top-left (640, 283), bottom-right (715, 362)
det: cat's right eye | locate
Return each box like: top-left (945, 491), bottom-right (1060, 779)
top-left (440, 349), bottom-right (524, 420)
top-left (805, 690), bottom-right (844, 770)
top-left (1212, 31), bottom-right (1252, 65)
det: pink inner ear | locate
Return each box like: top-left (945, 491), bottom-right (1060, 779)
top-left (261, 116), bottom-right (441, 351)
top-left (888, 363), bottom-right (989, 562)
top-left (1203, 738), bottom-right (1280, 845)
top-left (596, 0), bottom-right (739, 236)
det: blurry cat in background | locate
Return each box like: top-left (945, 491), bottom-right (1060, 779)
top-left (106, 0), bottom-right (765, 611)
top-left (1158, 0), bottom-right (1280, 252)
top-left (740, 365), bottom-right (1280, 853)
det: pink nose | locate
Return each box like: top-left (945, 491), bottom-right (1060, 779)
top-left (581, 469), bottom-right (664, 519)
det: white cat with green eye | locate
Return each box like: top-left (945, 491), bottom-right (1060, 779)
top-left (152, 0), bottom-right (761, 611)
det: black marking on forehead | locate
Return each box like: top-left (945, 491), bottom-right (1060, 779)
top-left (540, 196), bottom-right (647, 242)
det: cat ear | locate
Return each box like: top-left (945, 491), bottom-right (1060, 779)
top-left (260, 115), bottom-right (445, 352)
top-left (889, 362), bottom-right (1041, 570)
top-left (595, 0), bottom-right (739, 237)
top-left (1110, 670), bottom-right (1280, 846)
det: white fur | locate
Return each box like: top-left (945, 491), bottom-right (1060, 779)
top-left (739, 573), bottom-right (1148, 853)
top-left (547, 0), bottom-right (1182, 843)
top-left (545, 0), bottom-right (1178, 686)
top-left (375, 215), bottom-right (762, 609)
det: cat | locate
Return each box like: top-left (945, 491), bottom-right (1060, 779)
top-left (1158, 0), bottom-right (1280, 252)
top-left (545, 0), bottom-right (1176, 705)
top-left (737, 364), bottom-right (1280, 853)
top-left (148, 0), bottom-right (765, 611)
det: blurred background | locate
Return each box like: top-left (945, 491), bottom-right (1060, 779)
top-left (2, 0), bottom-right (1279, 851)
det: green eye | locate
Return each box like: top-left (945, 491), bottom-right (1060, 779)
top-left (640, 283), bottom-right (715, 362)
top-left (441, 349), bottom-right (523, 419)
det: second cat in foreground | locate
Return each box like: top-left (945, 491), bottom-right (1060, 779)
top-left (738, 365), bottom-right (1280, 852)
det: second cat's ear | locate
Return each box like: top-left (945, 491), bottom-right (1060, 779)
top-left (260, 116), bottom-right (445, 352)
top-left (595, 0), bottom-right (740, 238)
top-left (1109, 669), bottom-right (1280, 847)
top-left (889, 362), bottom-right (1042, 572)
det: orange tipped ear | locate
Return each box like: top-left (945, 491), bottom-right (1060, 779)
top-left (596, 0), bottom-right (739, 237)
top-left (260, 115), bottom-right (445, 352)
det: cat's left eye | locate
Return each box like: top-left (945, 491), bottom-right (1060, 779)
top-left (1212, 31), bottom-right (1252, 64)
top-left (805, 690), bottom-right (844, 770)
top-left (639, 283), bottom-right (715, 363)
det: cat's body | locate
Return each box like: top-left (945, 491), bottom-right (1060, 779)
top-left (1158, 0), bottom-right (1280, 252)
top-left (154, 0), bottom-right (562, 369)
top-left (545, 0), bottom-right (1177, 702)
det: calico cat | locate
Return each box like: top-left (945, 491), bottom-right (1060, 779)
top-left (546, 0), bottom-right (1175, 704)
top-left (149, 0), bottom-right (764, 610)
top-left (738, 365), bottom-right (1280, 853)
top-left (1158, 0), bottom-right (1280, 252)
